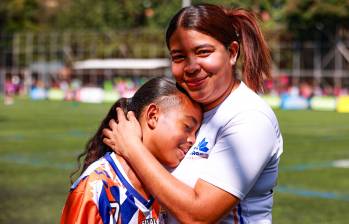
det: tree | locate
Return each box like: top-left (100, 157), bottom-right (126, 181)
top-left (283, 0), bottom-right (349, 40)
top-left (0, 0), bottom-right (41, 32)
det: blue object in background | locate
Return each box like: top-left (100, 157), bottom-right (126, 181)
top-left (30, 88), bottom-right (47, 100)
top-left (280, 94), bottom-right (309, 110)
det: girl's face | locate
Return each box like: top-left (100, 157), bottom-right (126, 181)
top-left (147, 95), bottom-right (202, 169)
top-left (169, 28), bottom-right (238, 111)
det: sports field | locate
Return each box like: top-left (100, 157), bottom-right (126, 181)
top-left (0, 98), bottom-right (348, 223)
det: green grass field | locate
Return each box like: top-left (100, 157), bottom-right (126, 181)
top-left (0, 98), bottom-right (349, 223)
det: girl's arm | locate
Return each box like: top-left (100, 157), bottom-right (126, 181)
top-left (103, 108), bottom-right (239, 223)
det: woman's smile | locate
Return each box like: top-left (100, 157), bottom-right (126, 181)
top-left (185, 76), bottom-right (208, 89)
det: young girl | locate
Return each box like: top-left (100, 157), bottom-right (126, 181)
top-left (104, 3), bottom-right (283, 224)
top-left (60, 77), bottom-right (202, 224)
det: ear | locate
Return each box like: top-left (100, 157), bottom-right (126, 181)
top-left (228, 41), bottom-right (239, 66)
top-left (145, 103), bottom-right (160, 130)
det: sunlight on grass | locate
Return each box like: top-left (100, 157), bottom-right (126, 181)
top-left (0, 100), bottom-right (349, 223)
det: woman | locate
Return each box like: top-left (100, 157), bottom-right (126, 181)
top-left (104, 4), bottom-right (283, 224)
top-left (61, 77), bottom-right (202, 224)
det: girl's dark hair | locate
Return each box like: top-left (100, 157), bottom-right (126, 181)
top-left (165, 4), bottom-right (271, 93)
top-left (70, 77), bottom-right (188, 182)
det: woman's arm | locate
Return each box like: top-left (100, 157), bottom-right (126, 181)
top-left (103, 108), bottom-right (239, 223)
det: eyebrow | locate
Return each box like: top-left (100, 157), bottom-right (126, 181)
top-left (170, 44), bottom-right (215, 54)
top-left (170, 49), bottom-right (182, 54)
top-left (194, 44), bottom-right (215, 51)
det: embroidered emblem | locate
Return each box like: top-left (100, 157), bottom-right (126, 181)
top-left (197, 138), bottom-right (209, 152)
top-left (190, 138), bottom-right (210, 158)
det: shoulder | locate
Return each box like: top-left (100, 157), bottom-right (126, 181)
top-left (216, 83), bottom-right (281, 144)
top-left (71, 157), bottom-right (115, 191)
top-left (212, 82), bottom-right (278, 129)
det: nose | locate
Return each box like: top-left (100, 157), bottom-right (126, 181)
top-left (183, 58), bottom-right (200, 75)
top-left (187, 132), bottom-right (196, 146)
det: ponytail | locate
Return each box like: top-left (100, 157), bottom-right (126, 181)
top-left (225, 8), bottom-right (272, 92)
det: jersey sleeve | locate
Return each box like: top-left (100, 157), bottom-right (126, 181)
top-left (60, 187), bottom-right (103, 223)
top-left (60, 177), bottom-right (119, 224)
top-left (199, 110), bottom-right (278, 200)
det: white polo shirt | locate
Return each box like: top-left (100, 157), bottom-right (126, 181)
top-left (169, 82), bottom-right (283, 224)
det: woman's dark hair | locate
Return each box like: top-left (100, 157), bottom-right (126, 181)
top-left (70, 77), bottom-right (188, 182)
top-left (165, 3), bottom-right (271, 93)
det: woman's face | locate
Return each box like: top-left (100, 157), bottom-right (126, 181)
top-left (169, 28), bottom-right (238, 111)
top-left (148, 95), bottom-right (202, 169)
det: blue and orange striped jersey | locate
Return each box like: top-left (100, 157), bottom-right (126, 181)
top-left (61, 152), bottom-right (166, 224)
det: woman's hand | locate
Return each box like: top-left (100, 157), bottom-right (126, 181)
top-left (103, 107), bottom-right (143, 158)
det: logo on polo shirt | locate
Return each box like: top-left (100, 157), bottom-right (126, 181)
top-left (190, 138), bottom-right (209, 158)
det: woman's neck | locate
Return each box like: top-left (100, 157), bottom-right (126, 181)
top-left (115, 154), bottom-right (151, 200)
top-left (203, 79), bottom-right (240, 112)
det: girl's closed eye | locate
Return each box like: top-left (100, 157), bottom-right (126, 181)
top-left (184, 124), bottom-right (192, 132)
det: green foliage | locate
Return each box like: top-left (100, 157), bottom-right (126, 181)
top-left (283, 0), bottom-right (349, 39)
top-left (1, 0), bottom-right (349, 52)
top-left (0, 0), bottom-right (41, 32)
top-left (146, 0), bottom-right (182, 28)
top-left (56, 0), bottom-right (144, 31)
top-left (1, 0), bottom-right (347, 74)
top-left (53, 0), bottom-right (181, 31)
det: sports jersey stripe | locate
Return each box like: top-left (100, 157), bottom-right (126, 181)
top-left (233, 207), bottom-right (238, 224)
top-left (237, 204), bottom-right (244, 224)
top-left (98, 186), bottom-right (111, 224)
top-left (151, 200), bottom-right (160, 219)
top-left (120, 193), bottom-right (138, 223)
top-left (105, 152), bottom-right (154, 208)
top-left (138, 210), bottom-right (146, 223)
top-left (109, 186), bottom-right (120, 206)
top-left (70, 175), bottom-right (88, 191)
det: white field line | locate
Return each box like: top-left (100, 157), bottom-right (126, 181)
top-left (332, 159), bottom-right (349, 168)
